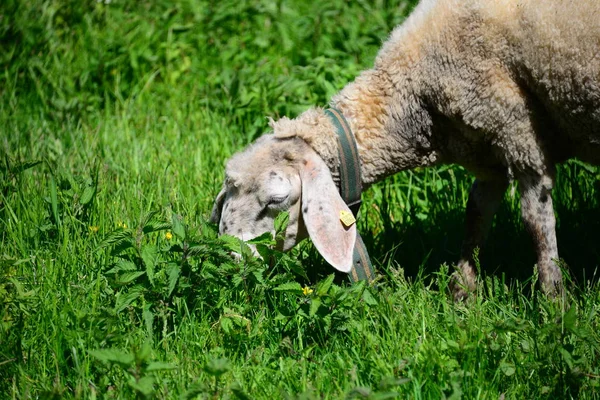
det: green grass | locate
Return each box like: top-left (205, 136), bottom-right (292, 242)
top-left (1, 0), bottom-right (600, 398)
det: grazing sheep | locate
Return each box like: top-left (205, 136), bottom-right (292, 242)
top-left (211, 0), bottom-right (600, 299)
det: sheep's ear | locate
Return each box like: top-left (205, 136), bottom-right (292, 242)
top-left (299, 153), bottom-right (356, 273)
top-left (210, 188), bottom-right (226, 225)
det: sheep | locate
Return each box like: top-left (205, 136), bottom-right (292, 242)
top-left (211, 0), bottom-right (600, 300)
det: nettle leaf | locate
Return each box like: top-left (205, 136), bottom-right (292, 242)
top-left (247, 231), bottom-right (275, 245)
top-left (559, 347), bottom-right (575, 370)
top-left (200, 261), bottom-right (218, 278)
top-left (230, 385), bottom-right (252, 400)
top-left (110, 238), bottom-right (135, 257)
top-left (166, 262), bottom-right (181, 298)
top-left (316, 274), bottom-right (335, 297)
top-left (274, 211), bottom-right (289, 236)
top-left (141, 244), bottom-right (158, 286)
top-left (499, 361), bottom-right (516, 376)
top-left (273, 282), bottom-right (303, 294)
top-left (255, 244), bottom-right (275, 263)
top-left (309, 298), bottom-right (322, 317)
top-left (220, 317), bottom-right (233, 334)
top-left (140, 210), bottom-right (159, 227)
top-left (79, 183), bottom-right (96, 206)
top-left (141, 211), bottom-right (171, 234)
top-left (361, 288), bottom-right (378, 306)
top-left (96, 230), bottom-right (134, 252)
top-left (143, 221), bottom-right (171, 234)
top-left (204, 357), bottom-right (230, 377)
top-left (136, 342), bottom-right (152, 363)
top-left (128, 375), bottom-right (154, 397)
top-left (187, 243), bottom-right (209, 258)
top-left (116, 271), bottom-right (146, 285)
top-left (220, 235), bottom-right (253, 257)
top-left (182, 382), bottom-right (208, 400)
top-left (171, 214), bottom-right (186, 240)
top-left (105, 259), bottom-right (138, 275)
top-left (89, 348), bottom-right (135, 367)
top-left (115, 286), bottom-right (144, 312)
top-left (563, 304), bottom-right (577, 333)
top-left (146, 361), bottom-right (177, 372)
top-left (282, 255), bottom-right (309, 280)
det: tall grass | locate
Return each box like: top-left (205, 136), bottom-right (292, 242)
top-left (1, 0), bottom-right (599, 398)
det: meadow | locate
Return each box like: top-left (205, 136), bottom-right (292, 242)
top-left (1, 0), bottom-right (599, 398)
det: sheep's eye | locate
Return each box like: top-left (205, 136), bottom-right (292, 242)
top-left (269, 195), bottom-right (287, 205)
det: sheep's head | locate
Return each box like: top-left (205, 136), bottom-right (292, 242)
top-left (210, 134), bottom-right (356, 272)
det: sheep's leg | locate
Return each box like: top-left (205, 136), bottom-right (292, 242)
top-left (518, 174), bottom-right (563, 296)
top-left (451, 177), bottom-right (508, 301)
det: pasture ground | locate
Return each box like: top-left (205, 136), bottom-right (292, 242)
top-left (1, 0), bottom-right (599, 398)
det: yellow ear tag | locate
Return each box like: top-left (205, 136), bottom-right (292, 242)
top-left (339, 210), bottom-right (356, 227)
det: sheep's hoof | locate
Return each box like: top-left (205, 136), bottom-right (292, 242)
top-left (538, 263), bottom-right (566, 300)
top-left (449, 270), bottom-right (477, 303)
top-left (541, 279), bottom-right (566, 302)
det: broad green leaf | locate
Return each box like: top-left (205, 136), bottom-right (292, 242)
top-left (89, 348), bottom-right (134, 367)
top-left (204, 357), bottom-right (230, 377)
top-left (273, 282), bottom-right (303, 294)
top-left (116, 271), bottom-right (145, 285)
top-left (220, 235), bottom-right (253, 258)
top-left (171, 214), bottom-right (186, 240)
top-left (105, 259), bottom-right (138, 275)
top-left (166, 262), bottom-right (181, 298)
top-left (146, 361), bottom-right (177, 372)
top-left (137, 342), bottom-right (152, 363)
top-left (231, 385), bottom-right (253, 400)
top-left (115, 286), bottom-right (144, 312)
top-left (141, 211), bottom-right (170, 234)
top-left (246, 231), bottom-right (274, 245)
top-left (140, 210), bottom-right (159, 227)
top-left (316, 274), bottom-right (335, 297)
top-left (110, 238), bottom-right (136, 257)
top-left (95, 230), bottom-right (134, 252)
top-left (255, 244), bottom-right (275, 262)
top-left (283, 256), bottom-right (309, 280)
top-left (220, 317), bottom-right (233, 334)
top-left (182, 382), bottom-right (208, 400)
top-left (274, 211), bottom-right (289, 236)
top-left (143, 221), bottom-right (171, 234)
top-left (79, 184), bottom-right (96, 205)
top-left (559, 347), bottom-right (575, 370)
top-left (141, 244), bottom-right (158, 286)
top-left (187, 243), bottom-right (209, 257)
top-left (378, 377), bottom-right (412, 388)
top-left (563, 304), bottom-right (577, 332)
top-left (499, 361), bottom-right (516, 376)
top-left (362, 288), bottom-right (378, 306)
top-left (128, 376), bottom-right (154, 397)
top-left (309, 298), bottom-right (322, 317)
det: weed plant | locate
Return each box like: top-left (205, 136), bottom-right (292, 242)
top-left (1, 0), bottom-right (599, 398)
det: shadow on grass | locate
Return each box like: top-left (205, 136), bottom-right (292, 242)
top-left (304, 164), bottom-right (600, 292)
top-left (366, 187), bottom-right (600, 292)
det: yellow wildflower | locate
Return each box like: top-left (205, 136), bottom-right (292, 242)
top-left (302, 286), bottom-right (313, 296)
top-left (89, 225), bottom-right (99, 233)
top-left (165, 231), bottom-right (173, 240)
